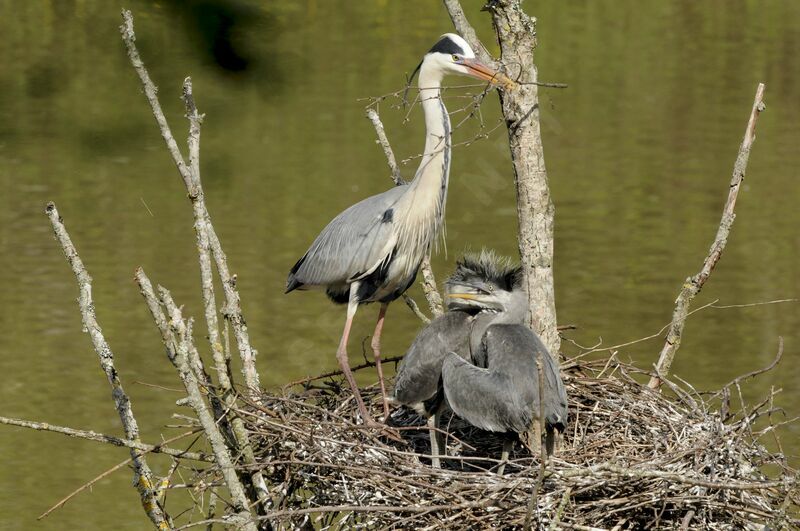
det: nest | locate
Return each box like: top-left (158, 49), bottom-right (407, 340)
top-left (217, 354), bottom-right (799, 530)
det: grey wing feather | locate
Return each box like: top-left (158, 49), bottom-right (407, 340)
top-left (486, 325), bottom-right (568, 432)
top-left (539, 340), bottom-right (569, 430)
top-left (442, 353), bottom-right (532, 433)
top-left (393, 312), bottom-right (472, 407)
top-left (290, 186), bottom-right (407, 287)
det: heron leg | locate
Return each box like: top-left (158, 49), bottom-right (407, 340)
top-left (370, 302), bottom-right (390, 420)
top-left (427, 411), bottom-right (445, 469)
top-left (498, 437), bottom-right (513, 475)
top-left (336, 287), bottom-right (371, 424)
top-left (545, 425), bottom-right (557, 456)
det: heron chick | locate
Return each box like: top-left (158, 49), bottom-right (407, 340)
top-left (393, 251), bottom-right (568, 470)
top-left (286, 35), bottom-right (515, 427)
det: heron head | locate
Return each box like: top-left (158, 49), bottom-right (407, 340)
top-left (412, 34), bottom-right (516, 90)
top-left (445, 250), bottom-right (523, 313)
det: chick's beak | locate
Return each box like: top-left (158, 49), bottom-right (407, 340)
top-left (447, 292), bottom-right (482, 301)
top-left (460, 58), bottom-right (517, 90)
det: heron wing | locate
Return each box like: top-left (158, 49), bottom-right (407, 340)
top-left (393, 311), bottom-right (472, 408)
top-left (442, 352), bottom-right (531, 433)
top-left (482, 324), bottom-right (568, 432)
top-left (288, 186), bottom-right (407, 288)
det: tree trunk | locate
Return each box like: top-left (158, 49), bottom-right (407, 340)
top-left (487, 0), bottom-right (559, 356)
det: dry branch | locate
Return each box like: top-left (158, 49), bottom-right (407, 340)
top-left (120, 9), bottom-right (260, 391)
top-left (136, 268), bottom-right (271, 519)
top-left (648, 83), bottom-right (766, 389)
top-left (0, 416), bottom-right (209, 462)
top-left (157, 287), bottom-right (257, 530)
top-left (366, 108), bottom-right (405, 186)
top-left (443, 0), bottom-right (560, 356)
top-left (38, 429), bottom-right (203, 521)
top-left (44, 201), bottom-right (171, 529)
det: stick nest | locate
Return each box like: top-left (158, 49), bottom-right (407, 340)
top-left (219, 355), bottom-right (798, 530)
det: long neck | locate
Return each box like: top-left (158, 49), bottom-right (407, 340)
top-left (413, 65), bottom-right (451, 191)
top-left (395, 63), bottom-right (451, 256)
top-left (495, 290), bottom-right (529, 325)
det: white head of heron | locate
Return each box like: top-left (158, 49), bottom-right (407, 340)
top-left (414, 33), bottom-right (516, 90)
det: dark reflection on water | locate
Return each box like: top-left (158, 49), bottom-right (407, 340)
top-left (0, 1), bottom-right (798, 528)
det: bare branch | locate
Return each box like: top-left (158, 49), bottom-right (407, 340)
top-left (648, 83), bottom-right (766, 389)
top-left (444, 0), bottom-right (560, 356)
top-left (44, 202), bottom-right (171, 529)
top-left (157, 287), bottom-right (257, 530)
top-left (442, 0), bottom-right (493, 65)
top-left (0, 416), bottom-right (209, 462)
top-left (135, 268), bottom-right (271, 518)
top-left (714, 337), bottom-right (784, 399)
top-left (38, 429), bottom-right (205, 521)
top-left (420, 254), bottom-right (445, 318)
top-left (365, 108), bottom-right (405, 186)
top-left (120, 9), bottom-right (260, 391)
top-left (402, 295), bottom-right (431, 324)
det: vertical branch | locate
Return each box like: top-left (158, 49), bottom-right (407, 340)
top-left (44, 202), bottom-right (171, 530)
top-left (180, 79), bottom-right (231, 391)
top-left (157, 287), bottom-right (257, 530)
top-left (136, 269), bottom-right (271, 518)
top-left (420, 254), bottom-right (444, 318)
top-left (364, 107), bottom-right (444, 318)
top-left (524, 357), bottom-right (549, 530)
top-left (648, 84), bottom-right (766, 389)
top-left (120, 10), bottom-right (260, 391)
top-left (443, 0), bottom-right (560, 357)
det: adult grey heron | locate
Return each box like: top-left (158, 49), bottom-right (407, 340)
top-left (392, 251), bottom-right (568, 470)
top-left (285, 34), bottom-right (515, 427)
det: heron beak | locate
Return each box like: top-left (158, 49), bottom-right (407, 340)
top-left (447, 293), bottom-right (482, 301)
top-left (460, 58), bottom-right (517, 90)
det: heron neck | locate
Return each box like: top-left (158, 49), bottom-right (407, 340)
top-left (396, 67), bottom-right (451, 254)
top-left (414, 69), bottom-right (450, 181)
top-left (496, 291), bottom-right (529, 325)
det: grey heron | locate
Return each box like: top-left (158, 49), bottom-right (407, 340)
top-left (392, 251), bottom-right (568, 470)
top-left (286, 34), bottom-right (515, 427)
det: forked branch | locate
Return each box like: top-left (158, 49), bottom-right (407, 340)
top-left (120, 9), bottom-right (260, 391)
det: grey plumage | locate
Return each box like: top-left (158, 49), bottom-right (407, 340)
top-left (392, 250), bottom-right (522, 413)
top-left (392, 250), bottom-right (568, 467)
top-left (442, 324), bottom-right (568, 435)
top-left (286, 186), bottom-right (409, 303)
top-left (392, 310), bottom-right (472, 414)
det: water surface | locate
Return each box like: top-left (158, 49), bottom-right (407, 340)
top-left (0, 1), bottom-right (798, 528)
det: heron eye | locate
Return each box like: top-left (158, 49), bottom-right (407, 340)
top-left (451, 54), bottom-right (460, 62)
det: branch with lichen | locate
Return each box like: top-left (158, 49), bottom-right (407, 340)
top-left (120, 9), bottom-right (260, 391)
top-left (44, 202), bottom-right (171, 529)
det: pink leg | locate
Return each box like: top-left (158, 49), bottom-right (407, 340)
top-left (371, 302), bottom-right (391, 420)
top-left (337, 285), bottom-right (373, 424)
